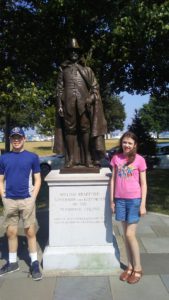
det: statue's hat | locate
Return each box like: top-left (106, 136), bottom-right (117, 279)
top-left (67, 38), bottom-right (80, 49)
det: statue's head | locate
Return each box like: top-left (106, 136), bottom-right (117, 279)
top-left (67, 38), bottom-right (81, 62)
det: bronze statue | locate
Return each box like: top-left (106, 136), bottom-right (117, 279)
top-left (54, 38), bottom-right (107, 169)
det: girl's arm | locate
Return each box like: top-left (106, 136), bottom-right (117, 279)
top-left (140, 170), bottom-right (147, 216)
top-left (110, 167), bottom-right (116, 213)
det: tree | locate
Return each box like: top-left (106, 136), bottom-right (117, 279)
top-left (128, 110), bottom-right (156, 156)
top-left (1, 0), bottom-right (169, 140)
top-left (106, 0), bottom-right (169, 95)
top-left (103, 94), bottom-right (126, 132)
top-left (36, 105), bottom-right (55, 136)
top-left (0, 67), bottom-right (48, 151)
top-left (139, 94), bottom-right (169, 136)
top-left (1, 1), bottom-right (169, 93)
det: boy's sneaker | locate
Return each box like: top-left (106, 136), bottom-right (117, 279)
top-left (0, 261), bottom-right (19, 276)
top-left (30, 260), bottom-right (42, 281)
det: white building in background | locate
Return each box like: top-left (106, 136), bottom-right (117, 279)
top-left (110, 130), bottom-right (124, 139)
top-left (150, 132), bottom-right (157, 138)
top-left (105, 130), bottom-right (124, 139)
top-left (150, 131), bottom-right (169, 139)
top-left (159, 131), bottom-right (169, 138)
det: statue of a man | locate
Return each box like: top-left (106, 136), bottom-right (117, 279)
top-left (54, 38), bottom-right (107, 168)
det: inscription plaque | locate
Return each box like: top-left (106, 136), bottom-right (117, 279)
top-left (49, 185), bottom-right (111, 246)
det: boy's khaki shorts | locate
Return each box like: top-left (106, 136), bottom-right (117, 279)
top-left (2, 197), bottom-right (36, 229)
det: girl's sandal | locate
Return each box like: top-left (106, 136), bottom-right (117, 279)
top-left (119, 268), bottom-right (133, 281)
top-left (127, 270), bottom-right (143, 284)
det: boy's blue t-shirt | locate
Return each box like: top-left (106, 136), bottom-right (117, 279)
top-left (0, 150), bottom-right (40, 199)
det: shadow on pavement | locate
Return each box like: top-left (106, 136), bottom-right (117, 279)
top-left (0, 234), bottom-right (31, 266)
top-left (36, 209), bottom-right (49, 252)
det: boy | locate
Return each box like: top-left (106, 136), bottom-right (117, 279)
top-left (0, 127), bottom-right (42, 280)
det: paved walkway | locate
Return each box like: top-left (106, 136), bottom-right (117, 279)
top-left (0, 210), bottom-right (169, 300)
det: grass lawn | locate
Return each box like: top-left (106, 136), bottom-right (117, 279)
top-left (0, 139), bottom-right (169, 215)
top-left (0, 139), bottom-right (119, 156)
top-left (147, 169), bottom-right (169, 214)
top-left (0, 141), bottom-right (54, 156)
top-left (1, 138), bottom-right (168, 156)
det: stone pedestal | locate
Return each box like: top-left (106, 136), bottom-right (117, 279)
top-left (43, 168), bottom-right (120, 275)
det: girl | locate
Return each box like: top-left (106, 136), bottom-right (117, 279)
top-left (110, 131), bottom-right (147, 284)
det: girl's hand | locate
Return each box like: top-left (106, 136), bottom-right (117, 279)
top-left (110, 201), bottom-right (115, 213)
top-left (140, 204), bottom-right (146, 216)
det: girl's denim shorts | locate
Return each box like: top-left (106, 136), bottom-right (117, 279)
top-left (115, 198), bottom-right (141, 224)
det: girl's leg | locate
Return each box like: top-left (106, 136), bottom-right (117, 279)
top-left (119, 221), bottom-right (133, 281)
top-left (121, 221), bottom-right (133, 270)
top-left (125, 223), bottom-right (142, 271)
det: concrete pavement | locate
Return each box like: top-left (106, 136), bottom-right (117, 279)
top-left (0, 210), bottom-right (169, 300)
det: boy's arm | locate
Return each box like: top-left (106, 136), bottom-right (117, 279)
top-left (32, 173), bottom-right (41, 200)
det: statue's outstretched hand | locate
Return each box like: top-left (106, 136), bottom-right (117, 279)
top-left (58, 107), bottom-right (64, 117)
top-left (86, 94), bottom-right (95, 109)
top-left (86, 96), bottom-right (93, 105)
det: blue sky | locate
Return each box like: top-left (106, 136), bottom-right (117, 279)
top-left (120, 92), bottom-right (150, 130)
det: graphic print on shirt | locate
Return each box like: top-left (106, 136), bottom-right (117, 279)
top-left (117, 164), bottom-right (135, 178)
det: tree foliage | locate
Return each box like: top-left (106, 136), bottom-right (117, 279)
top-left (0, 0), bottom-right (169, 143)
top-left (139, 94), bottom-right (169, 135)
top-left (104, 94), bottom-right (126, 132)
top-left (0, 68), bottom-right (42, 127)
top-left (128, 110), bottom-right (156, 156)
top-left (0, 66), bottom-right (52, 150)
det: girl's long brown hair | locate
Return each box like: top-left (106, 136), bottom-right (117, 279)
top-left (118, 131), bottom-right (138, 165)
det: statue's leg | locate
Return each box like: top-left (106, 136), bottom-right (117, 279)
top-left (80, 112), bottom-right (93, 167)
top-left (65, 134), bottom-right (76, 168)
top-left (64, 103), bottom-right (77, 168)
top-left (82, 132), bottom-right (93, 167)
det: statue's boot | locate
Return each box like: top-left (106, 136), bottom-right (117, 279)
top-left (65, 160), bottom-right (74, 168)
top-left (85, 160), bottom-right (93, 168)
top-left (93, 160), bottom-right (101, 167)
top-left (85, 153), bottom-right (93, 168)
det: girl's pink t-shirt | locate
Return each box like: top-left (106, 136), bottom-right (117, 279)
top-left (110, 153), bottom-right (147, 199)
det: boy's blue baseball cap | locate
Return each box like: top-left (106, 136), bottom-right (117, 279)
top-left (10, 127), bottom-right (25, 137)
